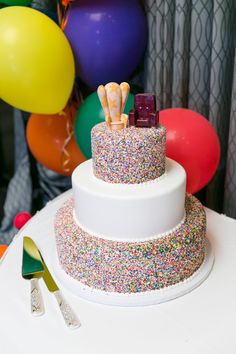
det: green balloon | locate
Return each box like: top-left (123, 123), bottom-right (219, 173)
top-left (1, 0), bottom-right (32, 5)
top-left (74, 91), bottom-right (134, 159)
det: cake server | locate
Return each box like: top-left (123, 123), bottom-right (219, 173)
top-left (39, 252), bottom-right (81, 329)
top-left (22, 237), bottom-right (45, 316)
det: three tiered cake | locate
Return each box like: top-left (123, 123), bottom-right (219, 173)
top-left (54, 82), bottom-right (212, 306)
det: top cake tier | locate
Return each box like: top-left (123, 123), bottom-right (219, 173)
top-left (91, 122), bottom-right (166, 184)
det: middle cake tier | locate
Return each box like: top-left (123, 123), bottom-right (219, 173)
top-left (72, 158), bottom-right (186, 241)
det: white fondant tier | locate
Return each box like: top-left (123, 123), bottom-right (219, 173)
top-left (72, 158), bottom-right (186, 241)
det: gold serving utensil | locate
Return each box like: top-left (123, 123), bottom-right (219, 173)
top-left (39, 251), bottom-right (81, 329)
top-left (22, 237), bottom-right (45, 316)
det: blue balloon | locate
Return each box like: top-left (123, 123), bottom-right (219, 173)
top-left (64, 0), bottom-right (147, 89)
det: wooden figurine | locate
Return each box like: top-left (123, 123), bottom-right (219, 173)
top-left (97, 82), bottom-right (130, 131)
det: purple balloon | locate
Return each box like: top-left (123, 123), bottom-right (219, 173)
top-left (64, 0), bottom-right (147, 89)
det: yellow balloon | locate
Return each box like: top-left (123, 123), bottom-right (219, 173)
top-left (0, 7), bottom-right (75, 114)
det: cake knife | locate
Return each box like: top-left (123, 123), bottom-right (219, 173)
top-left (22, 237), bottom-right (45, 316)
top-left (39, 252), bottom-right (81, 329)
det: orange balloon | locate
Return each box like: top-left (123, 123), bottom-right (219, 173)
top-left (26, 106), bottom-right (86, 176)
top-left (0, 245), bottom-right (8, 259)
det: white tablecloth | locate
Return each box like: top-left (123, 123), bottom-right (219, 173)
top-left (0, 190), bottom-right (236, 354)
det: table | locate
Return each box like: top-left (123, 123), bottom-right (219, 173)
top-left (0, 191), bottom-right (236, 354)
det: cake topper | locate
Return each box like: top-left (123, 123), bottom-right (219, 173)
top-left (128, 94), bottom-right (159, 128)
top-left (97, 82), bottom-right (130, 131)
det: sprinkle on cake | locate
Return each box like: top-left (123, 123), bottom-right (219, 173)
top-left (55, 195), bottom-right (206, 293)
top-left (92, 123), bottom-right (166, 184)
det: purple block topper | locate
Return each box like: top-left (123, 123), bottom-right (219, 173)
top-left (129, 94), bottom-right (159, 128)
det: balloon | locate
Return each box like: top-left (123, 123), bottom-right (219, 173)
top-left (14, 212), bottom-right (32, 230)
top-left (160, 108), bottom-right (220, 194)
top-left (1, 0), bottom-right (31, 5)
top-left (27, 106), bottom-right (86, 176)
top-left (0, 7), bottom-right (75, 114)
top-left (0, 245), bottom-right (8, 259)
top-left (74, 91), bottom-right (134, 158)
top-left (64, 0), bottom-right (147, 89)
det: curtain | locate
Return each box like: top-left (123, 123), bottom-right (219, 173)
top-left (144, 0), bottom-right (236, 217)
top-left (0, 110), bottom-right (32, 243)
top-left (0, 109), bottom-right (71, 244)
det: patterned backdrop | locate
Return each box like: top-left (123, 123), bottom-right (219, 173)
top-left (144, 0), bottom-right (236, 216)
top-left (0, 0), bottom-right (236, 244)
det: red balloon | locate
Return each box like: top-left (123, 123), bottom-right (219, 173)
top-left (160, 108), bottom-right (220, 194)
top-left (14, 212), bottom-right (32, 230)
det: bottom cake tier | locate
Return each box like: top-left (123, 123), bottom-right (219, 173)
top-left (55, 194), bottom-right (208, 295)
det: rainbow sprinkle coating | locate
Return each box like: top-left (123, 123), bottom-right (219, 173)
top-left (91, 123), bottom-right (166, 184)
top-left (55, 194), bottom-right (206, 293)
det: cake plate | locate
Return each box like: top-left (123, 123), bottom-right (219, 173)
top-left (52, 244), bottom-right (213, 307)
top-left (51, 192), bottom-right (214, 307)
